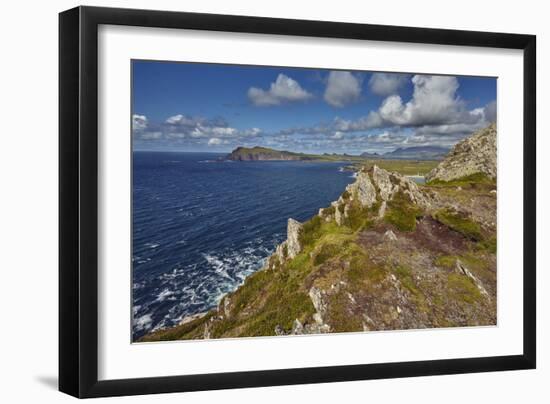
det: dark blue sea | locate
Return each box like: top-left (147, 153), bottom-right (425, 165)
top-left (132, 152), bottom-right (356, 340)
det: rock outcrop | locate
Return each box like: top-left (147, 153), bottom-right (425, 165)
top-left (286, 218), bottom-right (303, 259)
top-left (426, 123), bottom-right (497, 182)
top-left (330, 166), bottom-right (432, 229)
top-left (273, 218), bottom-right (304, 263)
top-left (348, 171), bottom-right (377, 208)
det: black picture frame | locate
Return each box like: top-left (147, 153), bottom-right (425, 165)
top-left (59, 5), bottom-right (536, 398)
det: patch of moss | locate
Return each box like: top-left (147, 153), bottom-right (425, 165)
top-left (240, 291), bottom-right (315, 336)
top-left (299, 215), bottom-right (323, 248)
top-left (434, 255), bottom-right (457, 269)
top-left (433, 208), bottom-right (482, 241)
top-left (427, 172), bottom-right (495, 188)
top-left (230, 268), bottom-right (272, 316)
top-left (326, 289), bottom-right (363, 333)
top-left (343, 202), bottom-right (373, 232)
top-left (477, 236), bottom-right (497, 253)
top-left (447, 273), bottom-right (481, 304)
top-left (384, 191), bottom-right (422, 232)
top-left (349, 252), bottom-right (385, 284)
top-left (393, 265), bottom-right (430, 313)
top-left (313, 243), bottom-right (341, 266)
top-left (394, 266), bottom-right (420, 297)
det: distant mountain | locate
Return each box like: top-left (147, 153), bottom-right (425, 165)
top-left (360, 146), bottom-right (450, 161)
top-left (226, 146), bottom-right (366, 162)
top-left (359, 151), bottom-right (382, 158)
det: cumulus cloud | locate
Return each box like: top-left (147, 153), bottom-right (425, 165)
top-left (376, 75), bottom-right (467, 126)
top-left (132, 113), bottom-right (263, 151)
top-left (324, 71), bottom-right (362, 107)
top-left (368, 73), bottom-right (408, 96)
top-left (248, 74), bottom-right (313, 106)
top-left (132, 114), bottom-right (148, 131)
top-left (133, 74), bottom-right (495, 154)
top-left (208, 137), bottom-right (226, 146)
top-left (266, 74), bottom-right (496, 153)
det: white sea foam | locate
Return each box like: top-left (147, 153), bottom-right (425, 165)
top-left (133, 314), bottom-right (153, 331)
top-left (155, 288), bottom-right (175, 302)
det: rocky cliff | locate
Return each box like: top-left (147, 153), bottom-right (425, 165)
top-left (227, 146), bottom-right (309, 161)
top-left (142, 128), bottom-right (497, 342)
top-left (426, 123), bottom-right (497, 182)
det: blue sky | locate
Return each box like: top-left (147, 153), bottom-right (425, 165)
top-left (132, 60), bottom-right (496, 154)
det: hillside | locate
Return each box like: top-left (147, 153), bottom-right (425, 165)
top-left (142, 124), bottom-right (497, 341)
top-left (226, 146), bottom-right (366, 162)
top-left (426, 123), bottom-right (496, 182)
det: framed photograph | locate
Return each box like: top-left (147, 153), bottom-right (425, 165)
top-left (59, 6), bottom-right (536, 398)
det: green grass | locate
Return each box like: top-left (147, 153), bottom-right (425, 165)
top-left (447, 273), bottom-right (481, 304)
top-left (360, 159), bottom-right (439, 176)
top-left (347, 250), bottom-right (385, 285)
top-left (427, 172), bottom-right (495, 188)
top-left (313, 243), bottom-right (341, 266)
top-left (393, 265), bottom-right (429, 313)
top-left (394, 266), bottom-right (420, 296)
top-left (384, 191), bottom-right (423, 232)
top-left (239, 291), bottom-right (316, 336)
top-left (477, 236), bottom-right (497, 253)
top-left (434, 255), bottom-right (457, 269)
top-left (325, 289), bottom-right (363, 333)
top-left (342, 202), bottom-right (374, 232)
top-left (299, 215), bottom-right (324, 248)
top-left (433, 208), bottom-right (483, 241)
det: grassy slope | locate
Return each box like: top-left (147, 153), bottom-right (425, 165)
top-left (141, 172), bottom-right (497, 342)
top-left (357, 159), bottom-right (439, 176)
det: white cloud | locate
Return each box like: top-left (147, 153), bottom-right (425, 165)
top-left (324, 71), bottom-right (362, 107)
top-left (208, 137), bottom-right (224, 146)
top-left (331, 131), bottom-right (344, 140)
top-left (484, 100), bottom-right (497, 123)
top-left (368, 73), bottom-right (408, 96)
top-left (248, 74), bottom-right (313, 106)
top-left (165, 114), bottom-right (196, 125)
top-left (132, 114), bottom-right (148, 131)
top-left (376, 75), bottom-right (463, 126)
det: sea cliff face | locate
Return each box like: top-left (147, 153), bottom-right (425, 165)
top-left (227, 146), bottom-right (308, 161)
top-left (141, 124), bottom-right (497, 342)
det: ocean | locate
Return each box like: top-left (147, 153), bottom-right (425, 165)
top-left (132, 152), bottom-right (357, 340)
